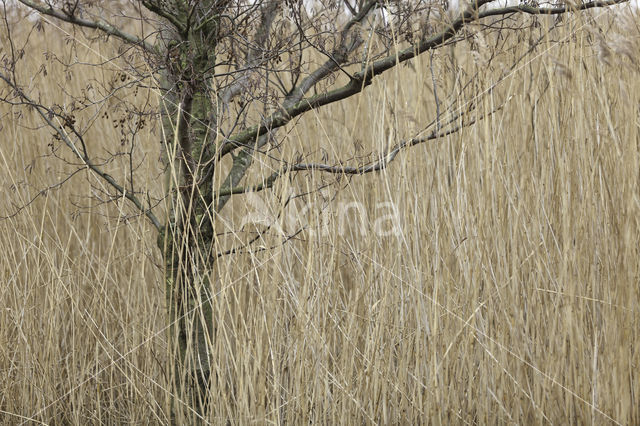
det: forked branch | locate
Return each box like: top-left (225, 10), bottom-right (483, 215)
top-left (16, 0), bottom-right (156, 53)
top-left (140, 0), bottom-right (187, 35)
top-left (0, 71), bottom-right (162, 231)
top-left (220, 0), bottom-right (628, 157)
top-left (212, 94), bottom-right (508, 198)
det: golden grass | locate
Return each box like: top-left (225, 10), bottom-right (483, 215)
top-left (1, 8), bottom-right (639, 425)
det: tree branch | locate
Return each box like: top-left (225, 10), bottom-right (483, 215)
top-left (214, 168), bottom-right (282, 197)
top-left (212, 91), bottom-right (508, 200)
top-left (214, 0), bottom-right (378, 212)
top-left (140, 0), bottom-right (187, 35)
top-left (0, 71), bottom-right (162, 231)
top-left (283, 0), bottom-right (379, 109)
top-left (17, 0), bottom-right (157, 53)
top-left (219, 0), bottom-right (284, 107)
top-left (220, 0), bottom-right (628, 157)
top-left (478, 1), bottom-right (625, 18)
top-left (286, 114), bottom-right (487, 175)
top-left (214, 1), bottom-right (284, 211)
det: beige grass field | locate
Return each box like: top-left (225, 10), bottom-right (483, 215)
top-left (1, 7), bottom-right (639, 425)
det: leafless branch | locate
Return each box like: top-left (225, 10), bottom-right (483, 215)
top-left (214, 0), bottom-right (379, 212)
top-left (140, 0), bottom-right (186, 35)
top-left (220, 0), bottom-right (628, 157)
top-left (212, 92), bottom-right (508, 200)
top-left (16, 0), bottom-right (157, 53)
top-left (283, 0), bottom-right (379, 109)
top-left (0, 71), bottom-right (162, 231)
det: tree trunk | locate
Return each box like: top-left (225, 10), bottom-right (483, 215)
top-left (158, 86), bottom-right (215, 417)
top-left (155, 4), bottom-right (221, 416)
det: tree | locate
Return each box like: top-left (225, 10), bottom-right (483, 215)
top-left (0, 0), bottom-right (629, 421)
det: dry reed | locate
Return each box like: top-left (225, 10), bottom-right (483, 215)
top-left (1, 8), bottom-right (639, 425)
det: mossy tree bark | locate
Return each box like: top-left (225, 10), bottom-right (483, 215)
top-left (154, 0), bottom-right (224, 413)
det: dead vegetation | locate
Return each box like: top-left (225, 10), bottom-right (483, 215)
top-left (1, 7), bottom-right (639, 425)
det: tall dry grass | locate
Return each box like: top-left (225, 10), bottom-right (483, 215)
top-left (1, 8), bottom-right (639, 425)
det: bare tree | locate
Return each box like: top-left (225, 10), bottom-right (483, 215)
top-left (0, 0), bottom-right (628, 419)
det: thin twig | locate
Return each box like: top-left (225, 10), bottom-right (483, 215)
top-left (220, 0), bottom-right (628, 157)
top-left (17, 0), bottom-right (157, 53)
top-left (0, 71), bottom-right (162, 231)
